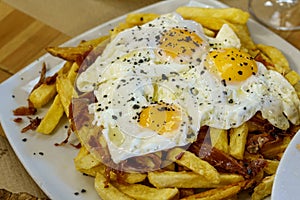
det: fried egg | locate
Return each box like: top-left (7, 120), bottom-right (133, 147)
top-left (76, 13), bottom-right (300, 164)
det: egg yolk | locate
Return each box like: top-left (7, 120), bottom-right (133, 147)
top-left (138, 103), bottom-right (182, 134)
top-left (208, 48), bottom-right (258, 83)
top-left (157, 28), bottom-right (204, 62)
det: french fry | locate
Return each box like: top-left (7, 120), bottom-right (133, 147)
top-left (29, 83), bottom-right (57, 108)
top-left (263, 159), bottom-right (279, 175)
top-left (56, 76), bottom-right (75, 117)
top-left (229, 123), bottom-right (248, 160)
top-left (285, 70), bottom-right (300, 85)
top-left (94, 173), bottom-right (134, 200)
top-left (176, 7), bottom-right (250, 24)
top-left (167, 148), bottom-right (220, 184)
top-left (79, 35), bottom-right (110, 48)
top-left (110, 22), bottom-right (134, 38)
top-left (76, 158), bottom-right (147, 184)
top-left (74, 146), bottom-right (101, 170)
top-left (114, 182), bottom-right (179, 200)
top-left (256, 44), bottom-right (290, 75)
top-left (209, 127), bottom-right (229, 154)
top-left (125, 13), bottom-right (159, 26)
top-left (251, 175), bottom-right (274, 200)
top-left (148, 171), bottom-right (244, 188)
top-left (180, 181), bottom-right (247, 200)
top-left (36, 95), bottom-right (64, 134)
top-left (46, 45), bottom-right (93, 62)
top-left (229, 23), bottom-right (257, 52)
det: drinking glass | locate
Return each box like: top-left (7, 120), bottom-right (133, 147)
top-left (248, 0), bottom-right (300, 30)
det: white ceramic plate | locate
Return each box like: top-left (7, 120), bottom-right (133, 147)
top-left (0, 0), bottom-right (299, 199)
top-left (272, 132), bottom-right (300, 200)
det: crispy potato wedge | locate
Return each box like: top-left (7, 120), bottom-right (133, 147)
top-left (94, 173), bottom-right (134, 200)
top-left (176, 7), bottom-right (250, 24)
top-left (56, 75), bottom-right (78, 117)
top-left (263, 159), bottom-right (279, 175)
top-left (79, 35), bottom-right (110, 48)
top-left (285, 70), bottom-right (300, 85)
top-left (114, 182), bottom-right (179, 200)
top-left (229, 123), bottom-right (248, 160)
top-left (167, 148), bottom-right (220, 183)
top-left (252, 175), bottom-right (274, 200)
top-left (256, 44), bottom-right (290, 75)
top-left (125, 13), bottom-right (159, 25)
top-left (46, 45), bottom-right (93, 62)
top-left (29, 83), bottom-right (57, 108)
top-left (209, 127), bottom-right (229, 153)
top-left (36, 95), bottom-right (64, 134)
top-left (148, 171), bottom-right (244, 188)
top-left (181, 181), bottom-right (247, 200)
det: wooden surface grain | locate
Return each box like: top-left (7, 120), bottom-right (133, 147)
top-left (0, 0), bottom-right (299, 198)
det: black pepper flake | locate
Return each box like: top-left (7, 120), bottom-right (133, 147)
top-left (39, 152), bottom-right (44, 156)
top-left (238, 71), bottom-right (243, 75)
top-left (161, 74), bottom-right (168, 80)
top-left (221, 79), bottom-right (227, 87)
top-left (228, 99), bottom-right (234, 104)
top-left (112, 115), bottom-right (118, 120)
top-left (74, 192), bottom-right (79, 196)
top-left (12, 95), bottom-right (15, 98)
top-left (81, 189), bottom-right (87, 193)
top-left (22, 138), bottom-right (27, 142)
top-left (132, 104), bottom-right (140, 109)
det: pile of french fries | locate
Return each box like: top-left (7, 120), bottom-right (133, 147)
top-left (19, 6), bottom-right (300, 200)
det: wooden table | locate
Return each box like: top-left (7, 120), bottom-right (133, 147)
top-left (0, 0), bottom-right (300, 198)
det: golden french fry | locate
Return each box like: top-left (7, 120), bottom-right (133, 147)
top-left (229, 23), bottom-right (257, 52)
top-left (203, 27), bottom-right (215, 37)
top-left (46, 45), bottom-right (93, 62)
top-left (285, 70), bottom-right (300, 85)
top-left (176, 7), bottom-right (250, 24)
top-left (94, 173), bottom-right (134, 200)
top-left (80, 165), bottom-right (147, 184)
top-left (167, 148), bottom-right (220, 184)
top-left (74, 147), bottom-right (101, 170)
top-left (29, 83), bottom-right (57, 108)
top-left (256, 44), bottom-right (290, 75)
top-left (148, 171), bottom-right (244, 188)
top-left (209, 127), bottom-right (229, 153)
top-left (229, 123), bottom-right (248, 160)
top-left (56, 75), bottom-right (78, 117)
top-left (181, 181), bottom-right (245, 200)
top-left (263, 159), bottom-right (279, 175)
top-left (252, 175), bottom-right (274, 200)
top-left (79, 35), bottom-right (110, 48)
top-left (57, 61), bottom-right (73, 76)
top-left (67, 62), bottom-right (79, 84)
top-left (189, 16), bottom-right (230, 31)
top-left (36, 95), bottom-right (64, 134)
top-left (110, 22), bottom-right (134, 38)
top-left (114, 182), bottom-right (179, 200)
top-left (125, 13), bottom-right (159, 25)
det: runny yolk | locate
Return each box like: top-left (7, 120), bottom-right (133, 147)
top-left (157, 28), bottom-right (203, 62)
top-left (138, 103), bottom-right (182, 134)
top-left (208, 48), bottom-right (258, 83)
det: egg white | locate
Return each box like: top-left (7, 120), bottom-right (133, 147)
top-left (76, 12), bottom-right (300, 164)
